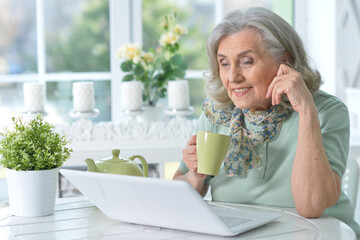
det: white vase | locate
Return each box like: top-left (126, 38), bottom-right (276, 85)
top-left (6, 168), bottom-right (59, 217)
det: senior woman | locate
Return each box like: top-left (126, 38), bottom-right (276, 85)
top-left (173, 7), bottom-right (360, 237)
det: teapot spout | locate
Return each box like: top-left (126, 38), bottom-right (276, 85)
top-left (85, 158), bottom-right (101, 172)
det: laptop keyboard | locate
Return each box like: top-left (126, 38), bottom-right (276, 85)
top-left (218, 215), bottom-right (252, 228)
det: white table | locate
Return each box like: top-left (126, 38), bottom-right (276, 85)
top-left (0, 197), bottom-right (356, 240)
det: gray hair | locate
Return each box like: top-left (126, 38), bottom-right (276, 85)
top-left (205, 7), bottom-right (322, 107)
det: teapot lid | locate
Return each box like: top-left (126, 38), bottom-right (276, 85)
top-left (101, 149), bottom-right (126, 163)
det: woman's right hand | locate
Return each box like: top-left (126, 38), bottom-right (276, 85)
top-left (182, 135), bottom-right (207, 180)
top-left (182, 135), bottom-right (198, 172)
top-left (173, 134), bottom-right (208, 196)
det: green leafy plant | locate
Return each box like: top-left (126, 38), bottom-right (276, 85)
top-left (0, 115), bottom-right (72, 171)
top-left (117, 12), bottom-right (188, 106)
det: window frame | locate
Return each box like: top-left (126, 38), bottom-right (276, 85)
top-left (0, 0), bottom-right (295, 123)
top-left (0, 0), bottom-right (113, 122)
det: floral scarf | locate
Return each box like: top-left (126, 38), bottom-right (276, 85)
top-left (203, 98), bottom-right (292, 177)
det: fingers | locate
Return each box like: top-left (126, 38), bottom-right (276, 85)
top-left (183, 134), bottom-right (198, 172)
top-left (266, 64), bottom-right (314, 112)
top-left (266, 64), bottom-right (301, 105)
top-left (272, 84), bottom-right (284, 105)
top-left (276, 62), bottom-right (292, 76)
top-left (182, 145), bottom-right (196, 156)
top-left (187, 134), bottom-right (197, 146)
top-left (268, 74), bottom-right (295, 106)
top-left (266, 63), bottom-right (290, 99)
top-left (183, 148), bottom-right (198, 172)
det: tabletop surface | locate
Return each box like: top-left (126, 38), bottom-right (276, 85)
top-left (0, 197), bottom-right (356, 240)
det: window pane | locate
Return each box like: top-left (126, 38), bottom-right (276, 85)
top-left (188, 78), bottom-right (207, 118)
top-left (223, 0), bottom-right (294, 25)
top-left (46, 80), bottom-right (111, 123)
top-left (0, 0), bottom-right (37, 74)
top-left (0, 82), bottom-right (23, 129)
top-left (45, 0), bottom-right (110, 72)
top-left (223, 0), bottom-right (272, 12)
top-left (142, 0), bottom-right (215, 70)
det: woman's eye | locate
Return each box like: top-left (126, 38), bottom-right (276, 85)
top-left (219, 59), bottom-right (229, 67)
top-left (240, 57), bottom-right (253, 65)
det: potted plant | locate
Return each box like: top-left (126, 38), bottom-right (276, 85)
top-left (0, 115), bottom-right (72, 217)
top-left (117, 12), bottom-right (188, 108)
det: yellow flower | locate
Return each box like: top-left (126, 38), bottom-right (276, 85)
top-left (133, 56), bottom-right (141, 64)
top-left (159, 32), bottom-right (179, 46)
top-left (142, 52), bottom-right (154, 63)
top-left (116, 43), bottom-right (142, 63)
top-left (173, 24), bottom-right (187, 35)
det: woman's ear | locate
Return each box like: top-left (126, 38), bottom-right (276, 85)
top-left (281, 52), bottom-right (291, 64)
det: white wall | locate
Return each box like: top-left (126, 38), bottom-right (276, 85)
top-left (296, 0), bottom-right (360, 224)
top-left (297, 0), bottom-right (337, 97)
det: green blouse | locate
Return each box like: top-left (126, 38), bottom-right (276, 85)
top-left (179, 90), bottom-right (360, 238)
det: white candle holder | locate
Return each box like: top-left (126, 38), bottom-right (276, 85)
top-left (165, 106), bottom-right (194, 117)
top-left (166, 80), bottom-right (194, 118)
top-left (69, 82), bottom-right (99, 119)
top-left (22, 82), bottom-right (48, 118)
top-left (121, 81), bottom-right (143, 111)
top-left (167, 80), bottom-right (190, 110)
top-left (21, 111), bottom-right (48, 119)
top-left (69, 109), bottom-right (99, 119)
top-left (119, 81), bottom-right (145, 120)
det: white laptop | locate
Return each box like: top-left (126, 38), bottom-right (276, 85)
top-left (60, 169), bottom-right (281, 236)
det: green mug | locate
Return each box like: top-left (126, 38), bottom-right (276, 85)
top-left (196, 131), bottom-right (230, 176)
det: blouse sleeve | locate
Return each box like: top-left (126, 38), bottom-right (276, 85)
top-left (318, 97), bottom-right (350, 178)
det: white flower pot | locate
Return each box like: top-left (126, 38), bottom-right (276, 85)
top-left (6, 168), bottom-right (59, 217)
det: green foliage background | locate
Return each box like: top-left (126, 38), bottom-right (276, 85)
top-left (142, 0), bottom-right (211, 114)
top-left (46, 0), bottom-right (110, 72)
top-left (142, 0), bottom-right (211, 70)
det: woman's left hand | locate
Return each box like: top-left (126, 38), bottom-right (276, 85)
top-left (267, 64), bottom-right (341, 217)
top-left (265, 64), bottom-right (315, 113)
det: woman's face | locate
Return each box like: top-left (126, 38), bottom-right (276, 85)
top-left (217, 29), bottom-right (280, 111)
